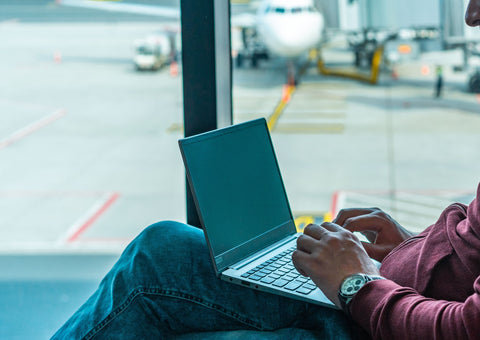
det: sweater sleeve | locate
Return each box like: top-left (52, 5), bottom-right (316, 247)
top-left (350, 276), bottom-right (480, 340)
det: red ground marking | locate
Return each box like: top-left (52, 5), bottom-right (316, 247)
top-left (67, 192), bottom-right (120, 243)
top-left (0, 108), bottom-right (66, 150)
top-left (330, 191), bottom-right (340, 219)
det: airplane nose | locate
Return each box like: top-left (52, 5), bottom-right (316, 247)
top-left (270, 24), bottom-right (321, 56)
top-left (258, 13), bottom-right (323, 58)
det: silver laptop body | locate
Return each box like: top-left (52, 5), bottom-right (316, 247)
top-left (178, 118), bottom-right (336, 308)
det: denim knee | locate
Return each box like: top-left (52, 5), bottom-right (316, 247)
top-left (131, 221), bottom-right (205, 258)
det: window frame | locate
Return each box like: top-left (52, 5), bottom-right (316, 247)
top-left (180, 0), bottom-right (233, 226)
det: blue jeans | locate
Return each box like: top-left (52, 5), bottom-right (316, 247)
top-left (52, 221), bottom-right (360, 339)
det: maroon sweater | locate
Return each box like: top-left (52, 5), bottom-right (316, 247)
top-left (350, 184), bottom-right (480, 339)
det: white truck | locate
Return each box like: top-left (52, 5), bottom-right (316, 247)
top-left (133, 34), bottom-right (172, 71)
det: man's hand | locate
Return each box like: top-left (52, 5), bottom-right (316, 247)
top-left (292, 222), bottom-right (380, 308)
top-left (333, 208), bottom-right (416, 262)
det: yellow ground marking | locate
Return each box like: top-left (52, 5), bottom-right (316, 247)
top-left (323, 212), bottom-right (333, 222)
top-left (294, 212), bottom-right (331, 232)
top-left (317, 46), bottom-right (384, 85)
top-left (267, 101), bottom-right (287, 131)
top-left (296, 49), bottom-right (319, 78)
top-left (294, 215), bottom-right (315, 232)
top-left (167, 123), bottom-right (183, 133)
top-left (267, 85), bottom-right (296, 131)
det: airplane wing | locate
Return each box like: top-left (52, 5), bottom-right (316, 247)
top-left (58, 0), bottom-right (180, 19)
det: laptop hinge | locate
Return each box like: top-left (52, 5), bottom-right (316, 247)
top-left (230, 233), bottom-right (298, 270)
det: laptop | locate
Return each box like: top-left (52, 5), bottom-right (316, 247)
top-left (178, 118), bottom-right (336, 308)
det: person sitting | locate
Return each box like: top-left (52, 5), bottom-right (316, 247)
top-left (52, 1), bottom-right (480, 338)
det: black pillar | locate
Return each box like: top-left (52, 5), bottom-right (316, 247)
top-left (180, 0), bottom-right (233, 227)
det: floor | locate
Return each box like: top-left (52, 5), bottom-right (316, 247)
top-left (0, 254), bottom-right (119, 339)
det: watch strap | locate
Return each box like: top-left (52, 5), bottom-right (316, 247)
top-left (338, 274), bottom-right (385, 317)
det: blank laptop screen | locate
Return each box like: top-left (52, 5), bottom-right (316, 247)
top-left (180, 120), bottom-right (293, 260)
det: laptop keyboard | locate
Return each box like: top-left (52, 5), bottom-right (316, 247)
top-left (240, 246), bottom-right (317, 295)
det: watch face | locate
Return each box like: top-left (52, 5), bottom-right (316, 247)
top-left (341, 274), bottom-right (367, 297)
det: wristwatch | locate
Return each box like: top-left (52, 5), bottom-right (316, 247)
top-left (338, 273), bottom-right (385, 317)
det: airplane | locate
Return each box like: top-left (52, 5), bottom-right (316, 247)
top-left (231, 0), bottom-right (323, 64)
top-left (58, 0), bottom-right (325, 83)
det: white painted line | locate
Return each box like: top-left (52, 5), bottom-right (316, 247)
top-left (0, 108), bottom-right (66, 150)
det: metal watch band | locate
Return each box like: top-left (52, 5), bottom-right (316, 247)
top-left (338, 274), bottom-right (386, 317)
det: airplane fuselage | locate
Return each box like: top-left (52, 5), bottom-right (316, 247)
top-left (256, 0), bottom-right (324, 58)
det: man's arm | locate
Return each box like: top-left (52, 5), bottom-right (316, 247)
top-left (292, 208), bottom-right (480, 339)
top-left (350, 277), bottom-right (480, 339)
top-left (292, 222), bottom-right (380, 307)
top-left (292, 208), bottom-right (413, 307)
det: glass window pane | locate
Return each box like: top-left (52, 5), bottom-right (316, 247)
top-left (0, 0), bottom-right (185, 252)
top-left (231, 0), bottom-right (480, 234)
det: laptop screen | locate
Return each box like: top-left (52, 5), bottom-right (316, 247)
top-left (179, 119), bottom-right (295, 272)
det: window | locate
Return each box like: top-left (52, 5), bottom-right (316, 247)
top-left (0, 1), bottom-right (185, 252)
top-left (231, 0), bottom-right (480, 234)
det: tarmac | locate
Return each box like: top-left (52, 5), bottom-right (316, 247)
top-left (1, 12), bottom-right (480, 255)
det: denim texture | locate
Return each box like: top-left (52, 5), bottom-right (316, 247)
top-left (52, 221), bottom-right (358, 339)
